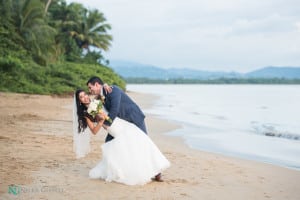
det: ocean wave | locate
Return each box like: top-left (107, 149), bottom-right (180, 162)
top-left (251, 121), bottom-right (300, 140)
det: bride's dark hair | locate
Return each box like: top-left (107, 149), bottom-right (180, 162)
top-left (75, 89), bottom-right (94, 133)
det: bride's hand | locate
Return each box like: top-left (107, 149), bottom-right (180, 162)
top-left (103, 83), bottom-right (112, 93)
top-left (95, 112), bottom-right (106, 122)
top-left (95, 114), bottom-right (103, 122)
top-left (98, 111), bottom-right (109, 120)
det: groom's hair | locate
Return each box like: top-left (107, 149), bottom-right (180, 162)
top-left (87, 76), bottom-right (104, 85)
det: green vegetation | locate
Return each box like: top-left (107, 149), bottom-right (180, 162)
top-left (0, 0), bottom-right (125, 95)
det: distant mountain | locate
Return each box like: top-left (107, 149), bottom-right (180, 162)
top-left (245, 66), bottom-right (300, 79)
top-left (108, 60), bottom-right (300, 80)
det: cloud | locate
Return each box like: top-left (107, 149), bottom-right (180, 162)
top-left (67, 0), bottom-right (300, 71)
top-left (228, 14), bottom-right (298, 36)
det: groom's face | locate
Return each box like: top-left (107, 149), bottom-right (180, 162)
top-left (88, 82), bottom-right (102, 95)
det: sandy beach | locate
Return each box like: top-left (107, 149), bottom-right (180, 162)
top-left (0, 91), bottom-right (300, 200)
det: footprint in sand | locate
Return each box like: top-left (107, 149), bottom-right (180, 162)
top-left (0, 136), bottom-right (10, 140)
top-left (167, 178), bottom-right (189, 184)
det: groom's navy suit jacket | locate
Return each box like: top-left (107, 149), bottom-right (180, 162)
top-left (102, 85), bottom-right (147, 142)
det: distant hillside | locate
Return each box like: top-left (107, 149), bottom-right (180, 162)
top-left (109, 60), bottom-right (300, 80)
top-left (245, 67), bottom-right (300, 79)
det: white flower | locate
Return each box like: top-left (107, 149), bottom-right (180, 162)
top-left (86, 98), bottom-right (112, 123)
top-left (87, 99), bottom-right (100, 114)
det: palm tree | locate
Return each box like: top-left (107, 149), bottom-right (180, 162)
top-left (69, 8), bottom-right (113, 52)
top-left (13, 0), bottom-right (57, 64)
top-left (0, 0), bottom-right (28, 60)
top-left (47, 2), bottom-right (86, 61)
top-left (44, 0), bottom-right (52, 14)
top-left (49, 2), bottom-right (112, 61)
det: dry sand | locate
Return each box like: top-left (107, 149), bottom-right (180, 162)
top-left (0, 91), bottom-right (299, 200)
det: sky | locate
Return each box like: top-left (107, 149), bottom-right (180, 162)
top-left (67, 0), bottom-right (300, 72)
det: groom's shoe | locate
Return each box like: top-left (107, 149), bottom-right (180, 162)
top-left (152, 173), bottom-right (163, 182)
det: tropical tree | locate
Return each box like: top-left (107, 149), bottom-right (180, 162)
top-left (0, 0), bottom-right (23, 50)
top-left (48, 1), bottom-right (112, 62)
top-left (12, 0), bottom-right (57, 65)
top-left (69, 8), bottom-right (113, 52)
top-left (44, 0), bottom-right (52, 14)
top-left (47, 1), bottom-right (84, 61)
top-left (1, 0), bottom-right (113, 64)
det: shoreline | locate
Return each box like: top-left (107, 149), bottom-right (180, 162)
top-left (127, 86), bottom-right (300, 172)
top-left (157, 119), bottom-right (300, 172)
top-left (1, 91), bottom-right (300, 199)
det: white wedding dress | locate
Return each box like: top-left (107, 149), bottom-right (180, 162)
top-left (89, 117), bottom-right (170, 185)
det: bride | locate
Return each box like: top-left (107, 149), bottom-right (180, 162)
top-left (74, 89), bottom-right (170, 185)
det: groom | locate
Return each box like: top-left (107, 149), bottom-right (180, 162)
top-left (87, 76), bottom-right (147, 143)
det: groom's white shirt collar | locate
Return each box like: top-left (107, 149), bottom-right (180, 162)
top-left (101, 86), bottom-right (106, 96)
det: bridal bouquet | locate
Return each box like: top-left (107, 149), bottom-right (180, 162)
top-left (87, 99), bottom-right (112, 123)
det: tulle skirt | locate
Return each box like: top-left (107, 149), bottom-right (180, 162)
top-left (89, 117), bottom-right (170, 185)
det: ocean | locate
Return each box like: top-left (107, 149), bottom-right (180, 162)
top-left (127, 84), bottom-right (300, 170)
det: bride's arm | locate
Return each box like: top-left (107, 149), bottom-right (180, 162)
top-left (85, 117), bottom-right (105, 135)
